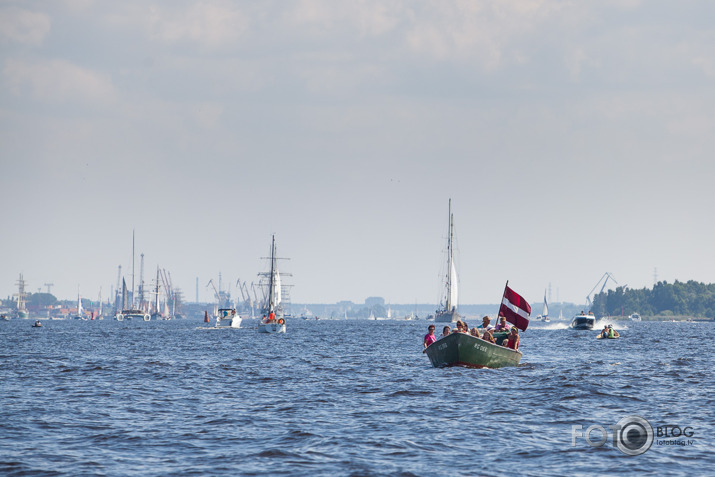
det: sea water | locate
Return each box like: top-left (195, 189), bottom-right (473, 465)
top-left (1, 319), bottom-right (713, 476)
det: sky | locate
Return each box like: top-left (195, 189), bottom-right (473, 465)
top-left (2, 0), bottom-right (715, 308)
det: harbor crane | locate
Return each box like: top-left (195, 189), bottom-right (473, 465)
top-left (206, 279), bottom-right (221, 304)
top-left (586, 272), bottom-right (618, 309)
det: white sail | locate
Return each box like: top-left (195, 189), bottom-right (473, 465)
top-left (77, 292), bottom-right (83, 317)
top-left (449, 260), bottom-right (458, 309)
top-left (272, 266), bottom-right (281, 310)
top-left (542, 293), bottom-right (548, 317)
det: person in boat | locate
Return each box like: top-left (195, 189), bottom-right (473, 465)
top-left (494, 316), bottom-right (511, 332)
top-left (481, 329), bottom-right (496, 344)
top-left (506, 327), bottom-right (519, 349)
top-left (600, 325), bottom-right (609, 338)
top-left (441, 325), bottom-right (451, 338)
top-left (607, 324), bottom-right (620, 338)
top-left (268, 311), bottom-right (276, 323)
top-left (477, 316), bottom-right (494, 331)
top-left (470, 327), bottom-right (481, 338)
top-left (423, 325), bottom-right (437, 352)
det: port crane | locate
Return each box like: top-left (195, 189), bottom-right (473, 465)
top-left (586, 272), bottom-right (618, 309)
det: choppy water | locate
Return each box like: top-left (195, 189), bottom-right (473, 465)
top-left (1, 319), bottom-right (713, 476)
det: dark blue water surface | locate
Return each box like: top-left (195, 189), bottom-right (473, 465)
top-left (1, 319), bottom-right (713, 476)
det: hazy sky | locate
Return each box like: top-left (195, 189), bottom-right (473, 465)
top-left (2, 1), bottom-right (715, 307)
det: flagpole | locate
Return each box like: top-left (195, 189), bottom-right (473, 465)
top-left (498, 280), bottom-right (508, 321)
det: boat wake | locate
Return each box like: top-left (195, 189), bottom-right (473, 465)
top-left (533, 322), bottom-right (570, 330)
top-left (594, 319), bottom-right (628, 330)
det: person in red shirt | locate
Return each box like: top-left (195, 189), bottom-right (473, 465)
top-left (423, 325), bottom-right (437, 353)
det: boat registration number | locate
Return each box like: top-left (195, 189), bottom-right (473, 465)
top-left (437, 342), bottom-right (448, 351)
top-left (473, 343), bottom-right (487, 352)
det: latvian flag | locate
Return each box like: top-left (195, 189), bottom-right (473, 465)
top-left (499, 285), bottom-right (531, 331)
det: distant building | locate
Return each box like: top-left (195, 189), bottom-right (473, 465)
top-left (365, 297), bottom-right (385, 307)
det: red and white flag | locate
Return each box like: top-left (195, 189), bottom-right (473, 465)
top-left (499, 285), bottom-right (531, 331)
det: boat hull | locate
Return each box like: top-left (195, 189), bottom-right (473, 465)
top-left (217, 318), bottom-right (241, 328)
top-left (425, 332), bottom-right (521, 369)
top-left (570, 316), bottom-right (595, 330)
top-left (434, 309), bottom-right (460, 323)
top-left (258, 322), bottom-right (286, 333)
top-left (116, 310), bottom-right (151, 321)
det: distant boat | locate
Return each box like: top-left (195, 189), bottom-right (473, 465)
top-left (629, 313), bottom-right (642, 322)
top-left (215, 308), bottom-right (241, 328)
top-left (14, 274), bottom-right (29, 319)
top-left (434, 200), bottom-right (460, 323)
top-left (570, 312), bottom-right (596, 330)
top-left (116, 309), bottom-right (151, 321)
top-left (32, 320), bottom-right (42, 328)
top-left (72, 290), bottom-right (87, 320)
top-left (258, 235), bottom-right (287, 334)
top-left (540, 291), bottom-right (550, 322)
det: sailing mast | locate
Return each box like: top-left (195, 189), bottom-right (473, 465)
top-left (445, 199), bottom-right (457, 313)
top-left (268, 235), bottom-right (275, 314)
top-left (131, 230), bottom-right (135, 309)
top-left (154, 266), bottom-right (160, 316)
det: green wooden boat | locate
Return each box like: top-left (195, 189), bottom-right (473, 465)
top-left (425, 331), bottom-right (522, 369)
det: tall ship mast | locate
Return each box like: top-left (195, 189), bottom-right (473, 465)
top-left (14, 273), bottom-right (29, 319)
top-left (434, 200), bottom-right (460, 323)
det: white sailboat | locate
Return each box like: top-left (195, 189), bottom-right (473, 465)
top-left (434, 200), bottom-right (460, 323)
top-left (542, 292), bottom-right (549, 322)
top-left (73, 290), bottom-right (87, 320)
top-left (258, 235), bottom-right (287, 333)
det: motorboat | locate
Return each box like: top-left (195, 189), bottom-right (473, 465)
top-left (570, 312), bottom-right (596, 330)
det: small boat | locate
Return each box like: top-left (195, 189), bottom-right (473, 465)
top-left (72, 290), bottom-right (87, 320)
top-left (570, 312), bottom-right (596, 330)
top-left (629, 313), bottom-right (642, 321)
top-left (116, 309), bottom-right (151, 321)
top-left (257, 235), bottom-right (287, 334)
top-left (32, 320), bottom-right (42, 328)
top-left (540, 291), bottom-right (550, 322)
top-left (434, 200), bottom-right (460, 323)
top-left (425, 331), bottom-right (521, 368)
top-left (216, 308), bottom-right (241, 328)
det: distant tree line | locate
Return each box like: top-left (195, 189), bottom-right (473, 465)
top-left (592, 280), bottom-right (715, 318)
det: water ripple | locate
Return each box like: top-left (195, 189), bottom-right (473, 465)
top-left (0, 319), bottom-right (712, 475)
